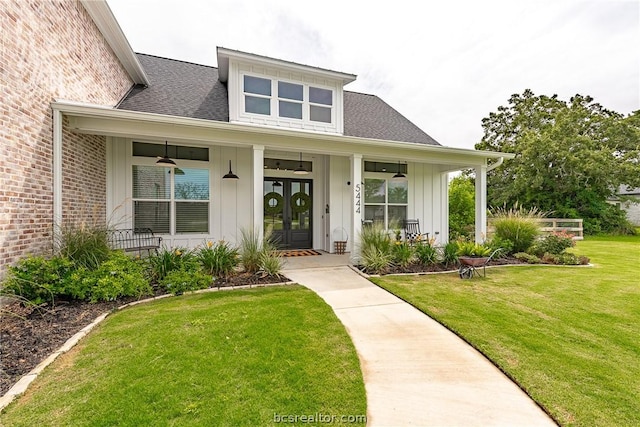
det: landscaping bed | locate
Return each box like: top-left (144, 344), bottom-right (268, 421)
top-left (0, 273), bottom-right (288, 396)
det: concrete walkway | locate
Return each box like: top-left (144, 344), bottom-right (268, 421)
top-left (283, 256), bottom-right (556, 427)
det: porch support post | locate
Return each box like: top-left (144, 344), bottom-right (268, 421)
top-left (475, 164), bottom-right (488, 243)
top-left (53, 108), bottom-right (63, 249)
top-left (252, 145), bottom-right (264, 240)
top-left (350, 153), bottom-right (363, 262)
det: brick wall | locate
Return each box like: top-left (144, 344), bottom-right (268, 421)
top-left (0, 0), bottom-right (133, 275)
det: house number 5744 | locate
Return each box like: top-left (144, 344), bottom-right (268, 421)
top-left (354, 183), bottom-right (361, 213)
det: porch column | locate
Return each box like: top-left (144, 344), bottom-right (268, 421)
top-left (53, 108), bottom-right (63, 249)
top-left (350, 153), bottom-right (363, 262)
top-left (475, 164), bottom-right (487, 243)
top-left (252, 145), bottom-right (264, 240)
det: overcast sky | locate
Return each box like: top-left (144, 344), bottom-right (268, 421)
top-left (107, 0), bottom-right (639, 150)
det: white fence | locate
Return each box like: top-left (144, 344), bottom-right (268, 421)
top-left (536, 218), bottom-right (583, 240)
top-left (488, 218), bottom-right (583, 240)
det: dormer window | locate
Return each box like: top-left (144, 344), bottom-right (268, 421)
top-left (244, 75), bottom-right (271, 115)
top-left (219, 46), bottom-right (355, 134)
top-left (242, 74), bottom-right (334, 124)
top-left (309, 87), bottom-right (332, 123)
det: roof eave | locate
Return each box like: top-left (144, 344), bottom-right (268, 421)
top-left (216, 46), bottom-right (357, 85)
top-left (80, 0), bottom-right (150, 86)
top-left (51, 100), bottom-right (514, 162)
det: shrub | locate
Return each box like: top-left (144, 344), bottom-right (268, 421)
top-left (489, 203), bottom-right (545, 253)
top-left (441, 241), bottom-right (460, 266)
top-left (360, 223), bottom-right (393, 256)
top-left (197, 240), bottom-right (239, 277)
top-left (360, 246), bottom-right (394, 274)
top-left (541, 253), bottom-right (590, 266)
top-left (158, 268), bottom-right (211, 295)
top-left (79, 251), bottom-right (152, 302)
top-left (514, 252), bottom-right (541, 264)
top-left (485, 236), bottom-right (515, 257)
top-left (258, 249), bottom-right (284, 278)
top-left (391, 241), bottom-right (414, 268)
top-left (147, 247), bottom-right (197, 282)
top-left (56, 222), bottom-right (111, 270)
top-left (359, 223), bottom-right (394, 274)
top-left (529, 231), bottom-right (575, 256)
top-left (414, 240), bottom-right (439, 265)
top-left (2, 256), bottom-right (76, 304)
top-left (239, 227), bottom-right (278, 273)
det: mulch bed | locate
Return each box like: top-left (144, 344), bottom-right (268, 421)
top-left (358, 257), bottom-right (527, 276)
top-left (0, 273), bottom-right (289, 396)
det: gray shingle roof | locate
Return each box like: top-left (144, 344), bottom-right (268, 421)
top-left (118, 54), bottom-right (440, 146)
top-left (118, 54), bottom-right (229, 121)
top-left (344, 92), bottom-right (439, 145)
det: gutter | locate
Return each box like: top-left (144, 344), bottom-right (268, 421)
top-left (486, 156), bottom-right (505, 172)
top-left (52, 100), bottom-right (516, 162)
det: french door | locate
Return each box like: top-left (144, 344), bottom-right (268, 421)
top-left (263, 178), bottom-right (312, 249)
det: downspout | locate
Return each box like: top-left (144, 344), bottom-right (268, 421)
top-left (53, 108), bottom-right (63, 249)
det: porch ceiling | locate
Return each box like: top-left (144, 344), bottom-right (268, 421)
top-left (54, 100), bottom-right (514, 169)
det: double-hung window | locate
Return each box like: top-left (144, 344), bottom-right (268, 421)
top-left (364, 178), bottom-right (408, 229)
top-left (132, 166), bottom-right (210, 234)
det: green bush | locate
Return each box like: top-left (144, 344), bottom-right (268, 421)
top-left (360, 246), bottom-right (394, 274)
top-left (158, 268), bottom-right (211, 295)
top-left (80, 251), bottom-right (152, 302)
top-left (391, 241), bottom-right (414, 268)
top-left (258, 249), bottom-right (284, 278)
top-left (56, 222), bottom-right (111, 270)
top-left (197, 241), bottom-right (239, 277)
top-left (239, 227), bottom-right (278, 273)
top-left (514, 252), bottom-right (541, 264)
top-left (489, 204), bottom-right (544, 253)
top-left (529, 231), bottom-right (575, 256)
top-left (485, 236), bottom-right (515, 257)
top-left (541, 253), bottom-right (590, 266)
top-left (2, 256), bottom-right (76, 304)
top-left (441, 241), bottom-right (460, 266)
top-left (147, 247), bottom-right (197, 281)
top-left (359, 224), bottom-right (394, 274)
top-left (414, 241), bottom-right (439, 265)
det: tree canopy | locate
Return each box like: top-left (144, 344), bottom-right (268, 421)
top-left (476, 89), bottom-right (640, 233)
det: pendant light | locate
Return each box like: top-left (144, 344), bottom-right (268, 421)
top-left (156, 141), bottom-right (177, 167)
top-left (392, 161), bottom-right (406, 179)
top-left (294, 152), bottom-right (308, 175)
top-left (223, 160), bottom-right (239, 179)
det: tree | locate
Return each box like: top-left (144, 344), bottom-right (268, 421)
top-left (476, 90), bottom-right (640, 234)
top-left (449, 175), bottom-right (475, 239)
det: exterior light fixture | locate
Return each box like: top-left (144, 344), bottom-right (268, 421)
top-left (156, 141), bottom-right (177, 167)
top-left (223, 160), bottom-right (239, 179)
top-left (294, 152), bottom-right (308, 175)
top-left (272, 181), bottom-right (282, 187)
top-left (392, 161), bottom-right (406, 179)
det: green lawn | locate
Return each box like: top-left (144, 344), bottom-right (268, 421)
top-left (0, 286), bottom-right (366, 426)
top-left (372, 235), bottom-right (640, 426)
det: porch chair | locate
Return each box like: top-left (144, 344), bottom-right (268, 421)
top-left (402, 219), bottom-right (429, 244)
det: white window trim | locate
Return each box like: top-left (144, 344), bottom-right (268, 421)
top-left (131, 156), bottom-right (212, 236)
top-left (241, 73), bottom-right (335, 126)
top-left (363, 174), bottom-right (409, 230)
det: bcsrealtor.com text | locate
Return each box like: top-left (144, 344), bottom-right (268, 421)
top-left (273, 413), bottom-right (367, 424)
